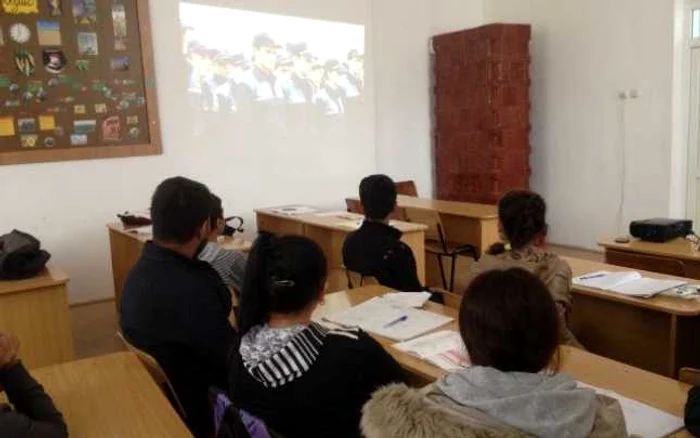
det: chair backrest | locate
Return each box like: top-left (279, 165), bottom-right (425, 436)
top-left (116, 331), bottom-right (187, 419)
top-left (345, 269), bottom-right (379, 289)
top-left (680, 367), bottom-right (700, 386)
top-left (395, 181), bottom-right (418, 197)
top-left (345, 198), bottom-right (364, 214)
top-left (403, 207), bottom-right (445, 245)
top-left (431, 288), bottom-right (463, 310)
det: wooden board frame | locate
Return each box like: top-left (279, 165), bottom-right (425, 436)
top-left (0, 0), bottom-right (161, 166)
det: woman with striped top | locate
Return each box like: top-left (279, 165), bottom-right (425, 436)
top-left (229, 233), bottom-right (406, 438)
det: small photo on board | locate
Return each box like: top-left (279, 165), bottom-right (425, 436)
top-left (37, 21), bottom-right (61, 46)
top-left (20, 135), bottom-right (39, 148)
top-left (110, 56), bottom-right (129, 71)
top-left (77, 32), bottom-right (98, 56)
top-left (70, 134), bottom-right (88, 145)
top-left (73, 119), bottom-right (96, 134)
top-left (18, 118), bottom-right (37, 133)
top-left (0, 26), bottom-right (4, 46)
top-left (48, 0), bottom-right (62, 16)
top-left (72, 0), bottom-right (97, 24)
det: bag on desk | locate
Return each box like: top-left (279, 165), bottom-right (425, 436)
top-left (0, 230), bottom-right (51, 280)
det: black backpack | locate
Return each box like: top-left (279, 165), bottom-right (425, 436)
top-left (0, 230), bottom-right (51, 280)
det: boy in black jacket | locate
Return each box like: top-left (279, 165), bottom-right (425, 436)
top-left (343, 174), bottom-right (424, 291)
top-left (0, 332), bottom-right (67, 438)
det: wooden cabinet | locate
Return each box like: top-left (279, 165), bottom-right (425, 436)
top-left (433, 24), bottom-right (532, 204)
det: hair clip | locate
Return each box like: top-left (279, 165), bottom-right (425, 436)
top-left (274, 279), bottom-right (296, 288)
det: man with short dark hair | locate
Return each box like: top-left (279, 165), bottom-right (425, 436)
top-left (342, 174), bottom-right (424, 291)
top-left (120, 176), bottom-right (235, 438)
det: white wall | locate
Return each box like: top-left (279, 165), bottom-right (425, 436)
top-left (0, 0), bottom-right (483, 304)
top-left (373, 0), bottom-right (483, 197)
top-left (484, 0), bottom-right (676, 249)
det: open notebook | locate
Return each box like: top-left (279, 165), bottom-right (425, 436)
top-left (393, 331), bottom-right (469, 372)
top-left (578, 383), bottom-right (684, 438)
top-left (573, 271), bottom-right (687, 298)
top-left (322, 296), bottom-right (453, 341)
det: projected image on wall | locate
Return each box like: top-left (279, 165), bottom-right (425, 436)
top-left (180, 3), bottom-right (365, 121)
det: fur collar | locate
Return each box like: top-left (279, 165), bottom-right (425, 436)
top-left (361, 384), bottom-right (531, 438)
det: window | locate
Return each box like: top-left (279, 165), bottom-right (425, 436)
top-left (693, 9), bottom-right (700, 39)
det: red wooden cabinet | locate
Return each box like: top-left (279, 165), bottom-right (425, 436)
top-left (433, 24), bottom-right (532, 204)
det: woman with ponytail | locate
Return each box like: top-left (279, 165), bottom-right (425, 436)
top-left (466, 191), bottom-right (582, 348)
top-left (229, 233), bottom-right (405, 438)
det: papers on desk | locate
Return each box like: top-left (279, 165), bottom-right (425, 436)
top-left (129, 225), bottom-right (152, 235)
top-left (323, 296), bottom-right (453, 341)
top-left (382, 291), bottom-right (433, 308)
top-left (573, 271), bottom-right (687, 298)
top-left (578, 383), bottom-right (683, 438)
top-left (394, 331), bottom-right (469, 372)
top-left (271, 205), bottom-right (319, 216)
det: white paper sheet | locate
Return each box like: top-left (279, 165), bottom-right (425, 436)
top-left (578, 383), bottom-right (683, 438)
top-left (271, 205), bottom-right (319, 215)
top-left (394, 331), bottom-right (469, 371)
top-left (323, 297), bottom-right (453, 341)
top-left (573, 271), bottom-right (687, 297)
top-left (382, 292), bottom-right (432, 308)
top-left (573, 271), bottom-right (642, 289)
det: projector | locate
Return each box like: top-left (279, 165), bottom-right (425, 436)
top-left (629, 218), bottom-right (693, 243)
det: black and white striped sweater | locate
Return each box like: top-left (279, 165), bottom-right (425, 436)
top-left (228, 322), bottom-right (406, 438)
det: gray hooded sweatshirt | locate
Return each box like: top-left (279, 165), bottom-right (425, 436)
top-left (433, 366), bottom-right (604, 438)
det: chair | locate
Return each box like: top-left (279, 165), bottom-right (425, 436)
top-left (345, 268), bottom-right (379, 289)
top-left (395, 180), bottom-right (418, 197)
top-left (680, 367), bottom-right (700, 386)
top-left (431, 288), bottom-right (463, 310)
top-left (116, 331), bottom-right (187, 419)
top-left (403, 207), bottom-right (479, 291)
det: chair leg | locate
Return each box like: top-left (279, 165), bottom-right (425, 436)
top-left (449, 254), bottom-right (457, 292)
top-left (436, 254), bottom-right (448, 290)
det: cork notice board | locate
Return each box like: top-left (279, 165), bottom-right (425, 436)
top-left (0, 0), bottom-right (161, 165)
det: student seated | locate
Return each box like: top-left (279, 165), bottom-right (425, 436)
top-left (229, 233), bottom-right (406, 438)
top-left (120, 176), bottom-right (235, 437)
top-left (686, 386), bottom-right (700, 436)
top-left (466, 190), bottom-right (581, 347)
top-left (198, 194), bottom-right (247, 292)
top-left (0, 332), bottom-right (67, 438)
top-left (362, 268), bottom-right (629, 438)
top-left (343, 174), bottom-right (423, 291)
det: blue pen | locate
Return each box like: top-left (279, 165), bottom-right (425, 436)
top-left (580, 273), bottom-right (605, 281)
top-left (383, 315), bottom-right (408, 328)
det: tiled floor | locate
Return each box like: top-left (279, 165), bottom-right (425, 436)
top-left (70, 244), bottom-right (603, 359)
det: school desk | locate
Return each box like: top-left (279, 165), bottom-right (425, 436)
top-left (315, 285), bottom-right (692, 438)
top-left (346, 195), bottom-right (499, 253)
top-left (18, 352), bottom-right (192, 437)
top-left (599, 237), bottom-right (700, 279)
top-left (255, 208), bottom-right (427, 292)
top-left (107, 223), bottom-right (252, 312)
top-left (565, 256), bottom-right (700, 378)
top-left (0, 266), bottom-right (75, 368)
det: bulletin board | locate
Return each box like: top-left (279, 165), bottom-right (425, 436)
top-left (0, 0), bottom-right (161, 165)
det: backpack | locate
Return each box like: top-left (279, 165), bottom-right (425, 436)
top-left (0, 230), bottom-right (51, 280)
top-left (210, 388), bottom-right (275, 438)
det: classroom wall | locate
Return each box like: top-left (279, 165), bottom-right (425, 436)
top-left (373, 0), bottom-right (484, 197)
top-left (0, 0), bottom-right (483, 304)
top-left (484, 0), bottom-right (676, 249)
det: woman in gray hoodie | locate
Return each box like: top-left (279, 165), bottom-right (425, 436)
top-left (362, 268), bottom-right (629, 438)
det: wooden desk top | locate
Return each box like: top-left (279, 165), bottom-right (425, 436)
top-left (255, 208), bottom-right (427, 233)
top-left (27, 352), bottom-right (192, 437)
top-left (317, 286), bottom-right (691, 426)
top-left (346, 195), bottom-right (498, 219)
top-left (0, 265), bottom-right (69, 296)
top-left (599, 237), bottom-right (700, 262)
top-left (565, 256), bottom-right (700, 316)
top-left (107, 222), bottom-right (252, 252)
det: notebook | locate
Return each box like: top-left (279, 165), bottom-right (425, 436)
top-left (323, 296), bottom-right (453, 341)
top-left (382, 291), bottom-right (433, 308)
top-left (393, 331), bottom-right (469, 372)
top-left (577, 383), bottom-right (683, 438)
top-left (573, 271), bottom-right (687, 298)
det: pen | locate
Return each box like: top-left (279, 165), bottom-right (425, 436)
top-left (383, 315), bottom-right (408, 329)
top-left (580, 274), bottom-right (605, 280)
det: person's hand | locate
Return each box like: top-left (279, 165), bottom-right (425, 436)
top-left (0, 333), bottom-right (20, 370)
